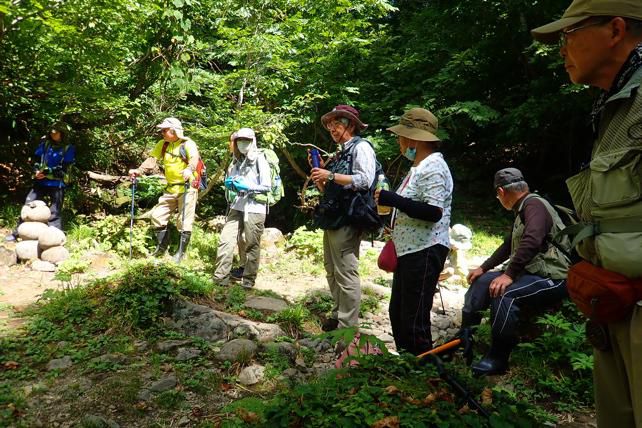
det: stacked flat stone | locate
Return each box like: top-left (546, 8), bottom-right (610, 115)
top-left (14, 200), bottom-right (69, 271)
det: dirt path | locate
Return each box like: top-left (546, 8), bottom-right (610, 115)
top-left (0, 227), bottom-right (118, 333)
top-left (0, 262), bottom-right (60, 330)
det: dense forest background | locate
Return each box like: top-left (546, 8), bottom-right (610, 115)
top-left (0, 0), bottom-right (596, 231)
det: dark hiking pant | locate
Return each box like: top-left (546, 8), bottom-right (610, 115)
top-left (463, 271), bottom-right (568, 341)
top-left (389, 244), bottom-right (449, 355)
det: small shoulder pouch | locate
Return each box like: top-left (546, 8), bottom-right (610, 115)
top-left (567, 260), bottom-right (642, 323)
top-left (377, 239), bottom-right (397, 273)
top-left (377, 176), bottom-right (412, 273)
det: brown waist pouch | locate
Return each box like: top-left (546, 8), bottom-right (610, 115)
top-left (567, 261), bottom-right (642, 323)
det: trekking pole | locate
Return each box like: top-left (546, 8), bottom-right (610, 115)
top-left (416, 336), bottom-right (489, 418)
top-left (416, 338), bottom-right (462, 360)
top-left (129, 174), bottom-right (138, 260)
top-left (181, 181), bottom-right (189, 231)
top-left (419, 353), bottom-right (491, 418)
top-left (436, 283), bottom-right (446, 315)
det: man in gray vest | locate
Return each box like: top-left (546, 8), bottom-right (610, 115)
top-left (462, 168), bottom-right (570, 376)
top-left (532, 1), bottom-right (642, 425)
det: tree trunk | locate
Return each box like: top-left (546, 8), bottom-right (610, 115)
top-left (280, 146), bottom-right (308, 180)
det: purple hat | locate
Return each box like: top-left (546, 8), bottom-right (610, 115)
top-left (321, 105), bottom-right (368, 131)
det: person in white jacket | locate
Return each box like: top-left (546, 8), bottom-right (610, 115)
top-left (213, 128), bottom-right (271, 288)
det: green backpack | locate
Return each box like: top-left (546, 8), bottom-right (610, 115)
top-left (252, 148), bottom-right (284, 206)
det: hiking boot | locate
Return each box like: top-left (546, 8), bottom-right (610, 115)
top-left (214, 276), bottom-right (230, 287)
top-left (322, 318), bottom-right (339, 332)
top-left (471, 337), bottom-right (516, 377)
top-left (4, 233), bottom-right (17, 242)
top-left (173, 231), bottom-right (191, 263)
top-left (151, 228), bottom-right (170, 257)
top-left (231, 266), bottom-right (244, 281)
top-left (240, 280), bottom-right (254, 290)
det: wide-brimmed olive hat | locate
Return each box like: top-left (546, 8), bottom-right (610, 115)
top-left (387, 108), bottom-right (440, 142)
top-left (320, 105), bottom-right (368, 131)
top-left (531, 0), bottom-right (642, 44)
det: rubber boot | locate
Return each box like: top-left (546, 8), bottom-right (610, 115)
top-left (151, 228), bottom-right (170, 257)
top-left (461, 311), bottom-right (482, 329)
top-left (471, 337), bottom-right (517, 377)
top-left (173, 231), bottom-right (191, 263)
top-left (456, 311), bottom-right (482, 365)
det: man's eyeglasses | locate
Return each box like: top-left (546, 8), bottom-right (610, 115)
top-left (559, 18), bottom-right (611, 47)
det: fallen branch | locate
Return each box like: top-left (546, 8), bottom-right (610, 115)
top-left (87, 171), bottom-right (125, 184)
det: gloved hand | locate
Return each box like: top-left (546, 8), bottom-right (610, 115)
top-left (182, 167), bottom-right (193, 182)
top-left (224, 176), bottom-right (236, 190)
top-left (232, 177), bottom-right (252, 192)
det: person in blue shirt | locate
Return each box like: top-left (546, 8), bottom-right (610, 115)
top-left (5, 124), bottom-right (76, 241)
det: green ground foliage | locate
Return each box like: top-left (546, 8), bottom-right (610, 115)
top-left (0, 218), bottom-right (595, 426)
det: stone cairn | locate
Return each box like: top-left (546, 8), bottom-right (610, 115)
top-left (11, 201), bottom-right (69, 272)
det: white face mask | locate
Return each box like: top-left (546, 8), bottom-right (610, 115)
top-left (237, 140), bottom-right (251, 154)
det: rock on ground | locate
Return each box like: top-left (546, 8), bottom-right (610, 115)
top-left (20, 201), bottom-right (50, 222)
top-left (40, 246), bottom-right (70, 264)
top-left (16, 240), bottom-right (39, 261)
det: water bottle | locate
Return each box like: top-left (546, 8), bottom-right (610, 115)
top-left (310, 148), bottom-right (321, 168)
top-left (376, 174), bottom-right (391, 215)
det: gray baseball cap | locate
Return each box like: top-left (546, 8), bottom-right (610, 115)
top-left (494, 168), bottom-right (525, 189)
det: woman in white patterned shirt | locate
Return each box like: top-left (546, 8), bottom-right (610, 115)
top-left (375, 108), bottom-right (453, 355)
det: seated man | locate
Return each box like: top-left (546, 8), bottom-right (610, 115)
top-left (462, 168), bottom-right (570, 376)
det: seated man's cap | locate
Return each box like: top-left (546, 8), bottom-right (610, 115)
top-left (531, 0), bottom-right (642, 44)
top-left (494, 168), bottom-right (525, 189)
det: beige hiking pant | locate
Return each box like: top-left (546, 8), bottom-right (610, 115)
top-left (214, 209), bottom-right (265, 285)
top-left (150, 188), bottom-right (198, 232)
top-left (323, 225), bottom-right (362, 328)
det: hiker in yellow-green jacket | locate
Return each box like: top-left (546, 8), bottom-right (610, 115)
top-left (129, 117), bottom-right (200, 263)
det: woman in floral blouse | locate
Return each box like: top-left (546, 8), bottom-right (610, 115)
top-left (375, 108), bottom-right (453, 355)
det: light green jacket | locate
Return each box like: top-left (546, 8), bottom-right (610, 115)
top-left (566, 67), bottom-right (642, 278)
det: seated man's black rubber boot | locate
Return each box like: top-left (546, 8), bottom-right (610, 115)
top-left (173, 231), bottom-right (191, 263)
top-left (151, 228), bottom-right (170, 257)
top-left (461, 311), bottom-right (482, 329)
top-left (471, 337), bottom-right (517, 377)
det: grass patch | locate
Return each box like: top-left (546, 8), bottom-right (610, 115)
top-left (469, 228), bottom-right (505, 257)
top-left (267, 304), bottom-right (310, 338)
top-left (155, 390), bottom-right (186, 410)
top-left (0, 199), bottom-right (20, 229)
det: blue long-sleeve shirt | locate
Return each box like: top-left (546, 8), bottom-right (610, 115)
top-left (34, 139), bottom-right (76, 188)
